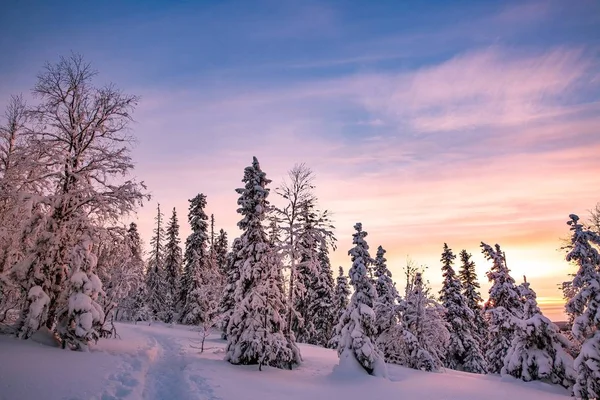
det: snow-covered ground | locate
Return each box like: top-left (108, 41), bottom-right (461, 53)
top-left (0, 323), bottom-right (571, 400)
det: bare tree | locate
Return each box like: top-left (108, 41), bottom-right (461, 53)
top-left (274, 163), bottom-right (316, 334)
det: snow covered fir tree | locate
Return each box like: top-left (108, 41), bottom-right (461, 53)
top-left (458, 249), bottom-right (488, 350)
top-left (225, 157), bottom-right (301, 370)
top-left (481, 242), bottom-right (523, 374)
top-left (332, 223), bottom-right (387, 377)
top-left (162, 207), bottom-right (183, 323)
top-left (503, 277), bottom-right (575, 388)
top-left (398, 271), bottom-right (449, 371)
top-left (178, 193), bottom-right (218, 326)
top-left (564, 214), bottom-right (600, 399)
top-left (145, 204), bottom-right (166, 322)
top-left (439, 243), bottom-right (487, 373)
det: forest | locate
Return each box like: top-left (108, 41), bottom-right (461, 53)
top-left (0, 54), bottom-right (599, 400)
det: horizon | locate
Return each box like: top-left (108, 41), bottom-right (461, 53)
top-left (2, 0), bottom-right (600, 321)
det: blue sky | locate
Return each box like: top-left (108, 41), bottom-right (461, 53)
top-left (1, 0), bottom-right (599, 318)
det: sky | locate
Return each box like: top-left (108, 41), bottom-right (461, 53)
top-left (1, 0), bottom-right (599, 320)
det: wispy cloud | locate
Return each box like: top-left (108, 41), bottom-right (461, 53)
top-left (361, 47), bottom-right (593, 132)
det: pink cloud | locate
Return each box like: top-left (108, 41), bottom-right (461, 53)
top-left (361, 47), bottom-right (592, 132)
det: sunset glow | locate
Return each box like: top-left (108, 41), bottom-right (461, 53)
top-left (2, 0), bottom-right (599, 321)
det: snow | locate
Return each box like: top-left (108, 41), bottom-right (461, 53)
top-left (0, 323), bottom-right (572, 400)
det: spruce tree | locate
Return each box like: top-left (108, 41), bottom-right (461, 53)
top-left (439, 244), bottom-right (487, 373)
top-left (163, 207), bottom-right (182, 323)
top-left (145, 204), bottom-right (166, 322)
top-left (219, 238), bottom-right (242, 339)
top-left (118, 222), bottom-right (147, 321)
top-left (564, 214), bottom-right (600, 399)
top-left (56, 234), bottom-right (105, 350)
top-left (225, 157), bottom-right (300, 370)
top-left (332, 223), bottom-right (386, 376)
top-left (481, 242), bottom-right (522, 374)
top-left (373, 246), bottom-right (399, 335)
top-left (178, 194), bottom-right (212, 325)
top-left (292, 201), bottom-right (321, 343)
top-left (399, 271), bottom-right (449, 371)
top-left (214, 229), bottom-right (229, 277)
top-left (503, 278), bottom-right (575, 387)
top-left (458, 249), bottom-right (488, 349)
top-left (330, 266), bottom-right (350, 347)
top-left (371, 245), bottom-right (402, 362)
top-left (304, 243), bottom-right (336, 347)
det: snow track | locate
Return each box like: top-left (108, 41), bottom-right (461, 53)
top-left (102, 325), bottom-right (220, 400)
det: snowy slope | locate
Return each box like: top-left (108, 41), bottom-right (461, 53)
top-left (0, 323), bottom-right (570, 400)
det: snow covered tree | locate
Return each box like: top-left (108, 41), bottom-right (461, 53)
top-left (179, 194), bottom-right (214, 325)
top-left (225, 157), bottom-right (300, 370)
top-left (274, 163), bottom-right (316, 336)
top-left (163, 207), bottom-right (182, 323)
top-left (439, 244), bottom-right (487, 373)
top-left (333, 266), bottom-right (350, 318)
top-left (332, 223), bottom-right (386, 377)
top-left (458, 249), bottom-right (488, 349)
top-left (398, 271), bottom-right (449, 371)
top-left (373, 246), bottom-right (399, 335)
top-left (10, 54), bottom-right (146, 341)
top-left (290, 203), bottom-right (317, 342)
top-left (146, 204), bottom-right (166, 322)
top-left (219, 237), bottom-right (242, 339)
top-left (503, 277), bottom-right (575, 387)
top-left (304, 242), bottom-right (336, 347)
top-left (56, 234), bottom-right (105, 350)
top-left (115, 222), bottom-right (146, 321)
top-left (481, 242), bottom-right (523, 374)
top-left (94, 225), bottom-right (145, 333)
top-left (214, 228), bottom-right (229, 277)
top-left (330, 266), bottom-right (351, 348)
top-left (371, 245), bottom-right (402, 362)
top-left (564, 214), bottom-right (600, 399)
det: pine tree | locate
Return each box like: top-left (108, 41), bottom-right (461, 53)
top-left (146, 204), bottom-right (166, 322)
top-left (371, 245), bottom-right (402, 362)
top-left (292, 201), bottom-right (320, 342)
top-left (373, 246), bottom-right (399, 335)
top-left (219, 238), bottom-right (242, 339)
top-left (439, 244), bottom-right (487, 373)
top-left (399, 271), bottom-right (449, 371)
top-left (178, 194), bottom-right (212, 325)
top-left (332, 223), bottom-right (386, 376)
top-left (330, 266), bottom-right (350, 348)
top-left (503, 277), bottom-right (575, 387)
top-left (214, 229), bottom-right (229, 277)
top-left (333, 266), bottom-right (350, 319)
top-left (482, 242), bottom-right (523, 374)
top-left (458, 249), bottom-right (488, 350)
top-left (162, 208), bottom-right (182, 323)
top-left (94, 226), bottom-right (144, 331)
top-left (225, 157), bottom-right (300, 370)
top-left (55, 234), bottom-right (105, 350)
top-left (564, 214), bottom-right (600, 399)
top-left (304, 243), bottom-right (336, 347)
top-left (115, 222), bottom-right (147, 322)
